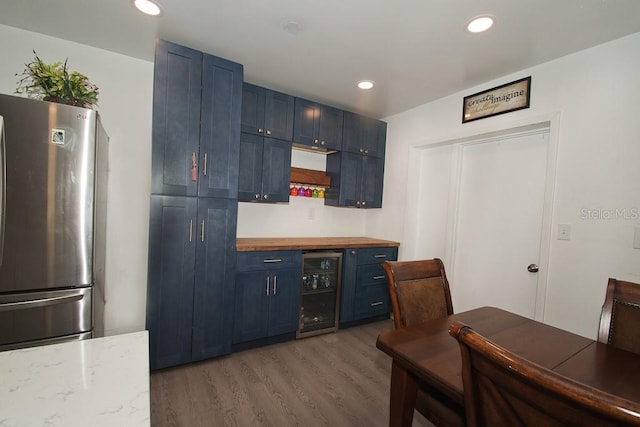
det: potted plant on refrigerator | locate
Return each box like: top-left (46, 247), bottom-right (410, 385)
top-left (15, 50), bottom-right (99, 109)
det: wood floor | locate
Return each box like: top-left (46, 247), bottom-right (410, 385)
top-left (150, 319), bottom-right (432, 426)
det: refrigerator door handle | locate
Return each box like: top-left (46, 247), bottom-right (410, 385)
top-left (0, 293), bottom-right (83, 312)
top-left (0, 116), bottom-right (5, 267)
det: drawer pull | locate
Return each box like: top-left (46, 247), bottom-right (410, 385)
top-left (370, 301), bottom-right (383, 307)
top-left (263, 259), bottom-right (282, 263)
top-left (374, 254), bottom-right (387, 258)
top-left (373, 275), bottom-right (385, 280)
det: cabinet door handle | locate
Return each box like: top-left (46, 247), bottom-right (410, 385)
top-left (200, 220), bottom-right (205, 242)
top-left (359, 148), bottom-right (364, 153)
top-left (273, 275), bottom-right (277, 295)
top-left (191, 152), bottom-right (197, 181)
top-left (266, 275), bottom-right (270, 296)
top-left (202, 153), bottom-right (208, 176)
top-left (263, 259), bottom-right (282, 263)
top-left (370, 301), bottom-right (383, 307)
top-left (189, 220), bottom-right (193, 242)
top-left (258, 128), bottom-right (264, 134)
top-left (361, 201), bottom-right (366, 206)
top-left (320, 140), bottom-right (325, 146)
top-left (266, 129), bottom-right (272, 135)
top-left (264, 194), bottom-right (269, 200)
top-left (373, 275), bottom-right (385, 280)
top-left (314, 139), bottom-right (319, 145)
top-left (364, 149), bottom-right (369, 154)
top-left (374, 254), bottom-right (387, 258)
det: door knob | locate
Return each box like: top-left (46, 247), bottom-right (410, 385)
top-left (527, 264), bottom-right (539, 273)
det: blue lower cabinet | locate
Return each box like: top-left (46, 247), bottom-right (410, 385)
top-left (233, 251), bottom-right (302, 343)
top-left (147, 196), bottom-right (237, 370)
top-left (340, 246), bottom-right (398, 324)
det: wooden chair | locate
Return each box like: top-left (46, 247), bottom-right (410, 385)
top-left (598, 278), bottom-right (640, 355)
top-left (449, 321), bottom-right (640, 427)
top-left (382, 258), bottom-right (454, 330)
top-left (383, 259), bottom-right (462, 426)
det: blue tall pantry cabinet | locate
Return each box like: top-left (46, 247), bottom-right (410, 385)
top-left (147, 40), bottom-right (242, 370)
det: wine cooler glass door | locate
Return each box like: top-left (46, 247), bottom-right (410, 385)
top-left (297, 251), bottom-right (342, 338)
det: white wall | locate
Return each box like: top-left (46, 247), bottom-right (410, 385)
top-left (0, 25), bottom-right (154, 336)
top-left (369, 32), bottom-right (640, 339)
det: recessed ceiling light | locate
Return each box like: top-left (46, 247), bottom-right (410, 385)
top-left (357, 80), bottom-right (375, 90)
top-left (467, 15), bottom-right (495, 33)
top-left (133, 0), bottom-right (163, 16)
top-left (283, 21), bottom-right (302, 35)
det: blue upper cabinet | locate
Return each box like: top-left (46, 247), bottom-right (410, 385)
top-left (238, 133), bottom-right (292, 203)
top-left (241, 83), bottom-right (265, 135)
top-left (293, 98), bottom-right (343, 151)
top-left (199, 54), bottom-right (243, 199)
top-left (327, 111), bottom-right (387, 208)
top-left (239, 83), bottom-right (294, 203)
top-left (342, 111), bottom-right (387, 159)
top-left (325, 151), bottom-right (384, 208)
top-left (151, 39), bottom-right (243, 199)
top-left (151, 41), bottom-right (202, 197)
top-left (241, 83), bottom-right (294, 141)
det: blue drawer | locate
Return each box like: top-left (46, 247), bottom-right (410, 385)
top-left (237, 250), bottom-right (302, 271)
top-left (356, 247), bottom-right (398, 265)
top-left (354, 285), bottom-right (390, 319)
top-left (356, 264), bottom-right (388, 288)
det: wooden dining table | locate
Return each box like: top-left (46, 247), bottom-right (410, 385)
top-left (376, 306), bottom-right (640, 427)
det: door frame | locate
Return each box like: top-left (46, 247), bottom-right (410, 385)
top-left (403, 113), bottom-right (560, 321)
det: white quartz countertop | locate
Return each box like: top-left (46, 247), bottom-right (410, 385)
top-left (0, 331), bottom-right (150, 426)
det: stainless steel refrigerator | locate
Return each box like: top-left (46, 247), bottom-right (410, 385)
top-left (0, 94), bottom-right (108, 350)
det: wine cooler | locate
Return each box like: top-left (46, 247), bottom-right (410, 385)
top-left (297, 251), bottom-right (343, 338)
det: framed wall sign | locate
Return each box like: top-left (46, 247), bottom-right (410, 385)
top-left (462, 76), bottom-right (531, 123)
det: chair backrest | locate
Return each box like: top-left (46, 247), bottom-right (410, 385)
top-left (598, 278), bottom-right (640, 355)
top-left (449, 321), bottom-right (640, 427)
top-left (382, 258), bottom-right (453, 329)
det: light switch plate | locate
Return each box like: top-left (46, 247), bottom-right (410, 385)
top-left (634, 226), bottom-right (640, 249)
top-left (558, 224), bottom-right (571, 240)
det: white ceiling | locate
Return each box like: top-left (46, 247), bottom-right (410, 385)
top-left (1, 0), bottom-right (639, 118)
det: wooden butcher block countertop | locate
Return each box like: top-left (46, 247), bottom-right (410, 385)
top-left (236, 237), bottom-right (400, 252)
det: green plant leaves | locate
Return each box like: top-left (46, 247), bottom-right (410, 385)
top-left (15, 50), bottom-right (99, 108)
